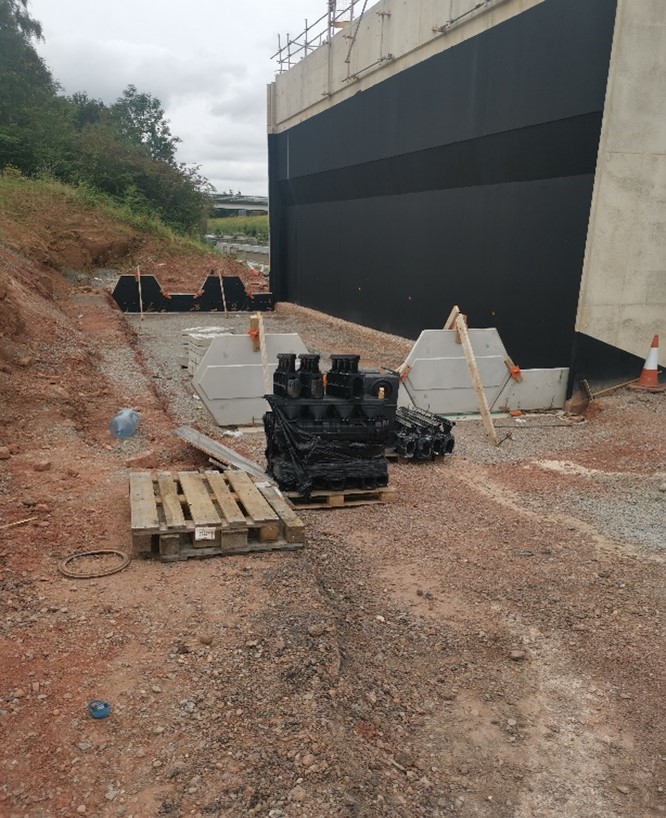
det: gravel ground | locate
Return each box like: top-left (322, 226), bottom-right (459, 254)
top-left (125, 305), bottom-right (665, 553)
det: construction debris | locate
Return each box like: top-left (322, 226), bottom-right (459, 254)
top-left (175, 426), bottom-right (268, 479)
top-left (0, 516), bottom-right (37, 531)
top-left (58, 549), bottom-right (131, 579)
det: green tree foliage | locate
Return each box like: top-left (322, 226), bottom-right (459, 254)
top-left (69, 92), bottom-right (107, 130)
top-left (0, 0), bottom-right (59, 172)
top-left (0, 0), bottom-right (42, 40)
top-left (111, 84), bottom-right (181, 164)
top-left (0, 2), bottom-right (212, 234)
top-left (0, 0), bottom-right (50, 122)
top-left (71, 118), bottom-right (212, 232)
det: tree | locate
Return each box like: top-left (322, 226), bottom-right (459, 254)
top-left (111, 84), bottom-right (181, 164)
top-left (69, 92), bottom-right (107, 130)
top-left (0, 0), bottom-right (62, 173)
top-left (70, 121), bottom-right (212, 233)
top-left (73, 122), bottom-right (145, 197)
top-left (0, 0), bottom-right (52, 124)
top-left (0, 0), bottom-right (43, 41)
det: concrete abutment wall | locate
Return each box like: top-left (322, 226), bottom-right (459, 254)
top-left (577, 0), bottom-right (666, 366)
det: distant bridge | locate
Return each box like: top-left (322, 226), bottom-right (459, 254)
top-left (211, 195), bottom-right (268, 215)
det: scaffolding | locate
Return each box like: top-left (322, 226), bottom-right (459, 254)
top-left (271, 0), bottom-right (510, 78)
top-left (272, 1), bottom-right (368, 73)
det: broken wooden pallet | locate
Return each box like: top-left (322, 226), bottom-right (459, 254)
top-left (285, 486), bottom-right (396, 510)
top-left (130, 470), bottom-right (305, 561)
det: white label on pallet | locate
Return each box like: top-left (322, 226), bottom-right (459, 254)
top-left (195, 527), bottom-right (216, 541)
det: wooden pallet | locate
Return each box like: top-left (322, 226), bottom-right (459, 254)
top-left (130, 471), bottom-right (305, 561)
top-left (285, 486), bottom-right (396, 510)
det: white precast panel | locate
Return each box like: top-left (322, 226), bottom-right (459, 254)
top-left (402, 328), bottom-right (568, 414)
top-left (193, 333), bottom-right (309, 426)
top-left (494, 369), bottom-right (569, 411)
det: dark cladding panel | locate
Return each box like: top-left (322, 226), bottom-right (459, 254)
top-left (279, 113), bottom-right (603, 205)
top-left (286, 175), bottom-right (595, 369)
top-left (279, 0), bottom-right (618, 179)
top-left (268, 135), bottom-right (288, 301)
top-left (572, 334), bottom-right (644, 385)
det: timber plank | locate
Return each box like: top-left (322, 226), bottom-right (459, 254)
top-left (159, 534), bottom-right (181, 560)
top-left (205, 470), bottom-right (246, 528)
top-left (172, 541), bottom-right (303, 560)
top-left (129, 472), bottom-right (160, 530)
top-left (454, 314), bottom-right (499, 446)
top-left (226, 470), bottom-right (279, 524)
top-left (256, 483), bottom-right (305, 544)
top-left (157, 472), bottom-right (186, 528)
top-left (177, 472), bottom-right (221, 526)
top-left (286, 486), bottom-right (396, 510)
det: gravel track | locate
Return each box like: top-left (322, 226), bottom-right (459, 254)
top-left (126, 304), bottom-right (665, 553)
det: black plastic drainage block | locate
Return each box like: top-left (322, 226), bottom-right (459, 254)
top-left (264, 353), bottom-right (400, 497)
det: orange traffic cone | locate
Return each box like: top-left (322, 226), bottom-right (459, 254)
top-left (630, 335), bottom-right (665, 392)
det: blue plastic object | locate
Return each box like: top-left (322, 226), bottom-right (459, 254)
top-left (88, 700), bottom-right (111, 719)
top-left (108, 408), bottom-right (139, 439)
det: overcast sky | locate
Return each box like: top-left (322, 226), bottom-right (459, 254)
top-left (29, 0), bottom-right (329, 195)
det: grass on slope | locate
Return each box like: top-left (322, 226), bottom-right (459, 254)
top-left (0, 172), bottom-right (208, 256)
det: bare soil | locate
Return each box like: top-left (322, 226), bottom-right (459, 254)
top-left (0, 239), bottom-right (664, 818)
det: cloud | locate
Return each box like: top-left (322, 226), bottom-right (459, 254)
top-left (210, 84), bottom-right (268, 123)
top-left (43, 37), bottom-right (246, 104)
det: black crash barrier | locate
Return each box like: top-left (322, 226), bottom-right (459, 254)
top-left (112, 274), bottom-right (274, 313)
